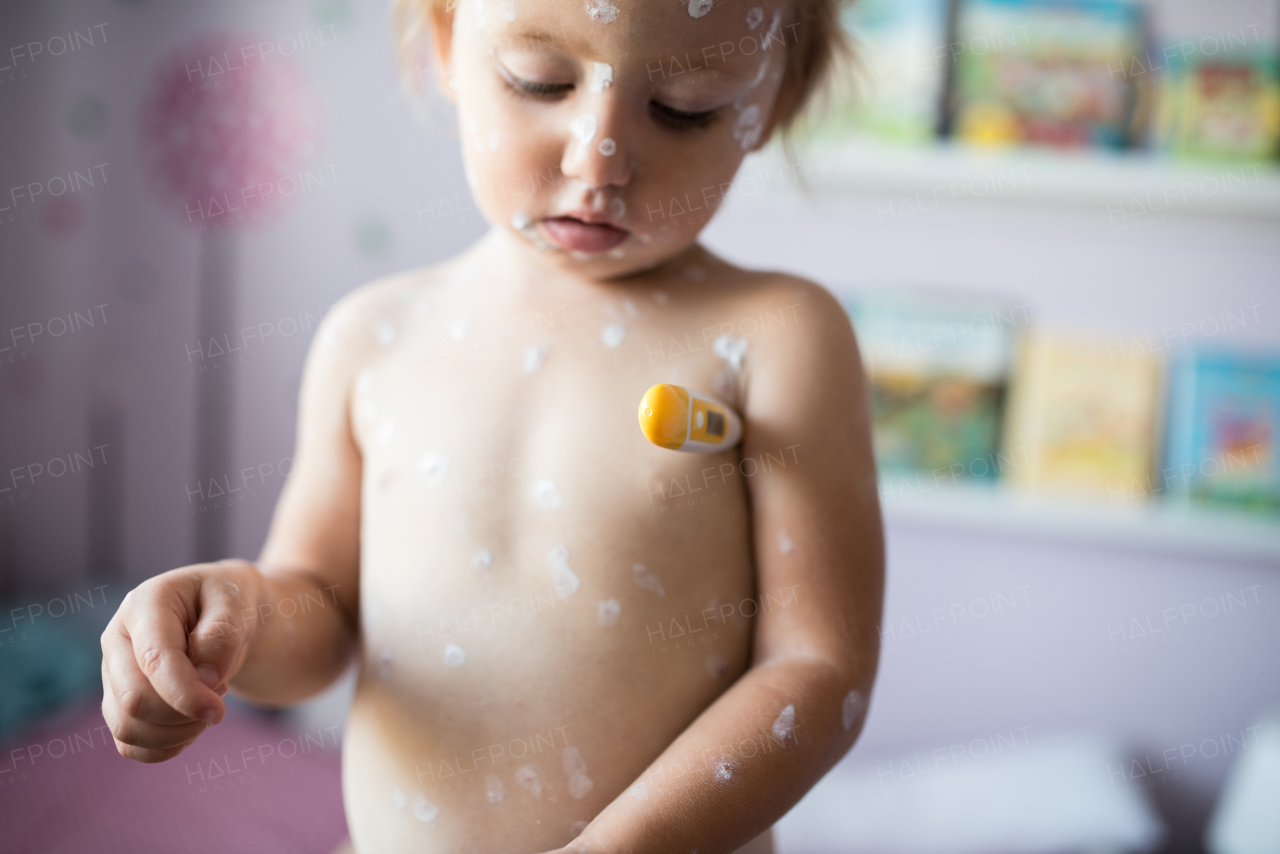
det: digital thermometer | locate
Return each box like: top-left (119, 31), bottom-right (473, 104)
top-left (637, 383), bottom-right (743, 453)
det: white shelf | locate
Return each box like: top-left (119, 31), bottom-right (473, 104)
top-left (882, 482), bottom-right (1280, 564)
top-left (750, 139), bottom-right (1280, 220)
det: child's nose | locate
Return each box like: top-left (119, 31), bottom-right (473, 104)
top-left (560, 105), bottom-right (631, 189)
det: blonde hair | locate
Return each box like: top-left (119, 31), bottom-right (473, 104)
top-left (391, 0), bottom-right (852, 137)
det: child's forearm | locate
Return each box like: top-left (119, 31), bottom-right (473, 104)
top-left (572, 655), bottom-right (866, 854)
top-left (227, 563), bottom-right (357, 705)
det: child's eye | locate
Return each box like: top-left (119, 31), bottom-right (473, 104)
top-left (649, 101), bottom-right (719, 132)
top-left (498, 65), bottom-right (572, 101)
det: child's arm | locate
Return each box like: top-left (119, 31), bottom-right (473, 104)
top-left (100, 295), bottom-right (369, 760)
top-left (562, 280), bottom-right (884, 853)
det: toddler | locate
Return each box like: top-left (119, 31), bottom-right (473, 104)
top-left (100, 0), bottom-right (884, 850)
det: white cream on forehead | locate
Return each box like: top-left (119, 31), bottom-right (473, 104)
top-left (589, 62), bottom-right (613, 92)
top-left (586, 0), bottom-right (619, 23)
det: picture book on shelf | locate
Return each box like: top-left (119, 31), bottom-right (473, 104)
top-left (1002, 331), bottom-right (1163, 501)
top-left (802, 0), bottom-right (950, 144)
top-left (1163, 350), bottom-right (1280, 513)
top-left (1154, 52), bottom-right (1280, 162)
top-left (845, 290), bottom-right (1022, 485)
top-left (949, 0), bottom-right (1147, 150)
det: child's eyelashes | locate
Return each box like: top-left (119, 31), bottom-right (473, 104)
top-left (498, 64), bottom-right (573, 101)
top-left (648, 101), bottom-right (719, 132)
top-left (496, 61), bottom-right (719, 132)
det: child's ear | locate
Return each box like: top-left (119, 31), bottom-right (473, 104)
top-left (428, 2), bottom-right (459, 103)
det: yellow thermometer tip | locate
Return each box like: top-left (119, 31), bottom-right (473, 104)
top-left (638, 384), bottom-right (690, 450)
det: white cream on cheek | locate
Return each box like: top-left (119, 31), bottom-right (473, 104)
top-left (585, 0), bottom-right (619, 23)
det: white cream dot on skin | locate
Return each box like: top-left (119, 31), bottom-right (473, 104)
top-left (523, 344), bottom-right (548, 373)
top-left (597, 599), bottom-right (621, 626)
top-left (589, 62), bottom-right (613, 92)
top-left (705, 653), bottom-right (727, 679)
top-left (418, 451), bottom-right (449, 486)
top-left (534, 478), bottom-right (563, 509)
top-left (511, 212), bottom-right (531, 230)
top-left (412, 793), bottom-right (439, 823)
top-left (374, 320), bottom-right (397, 346)
top-left (472, 548), bottom-right (493, 569)
top-left (570, 113), bottom-right (598, 146)
top-left (547, 545), bottom-right (580, 598)
top-left (842, 690), bottom-right (866, 730)
top-left (376, 419), bottom-right (395, 446)
top-left (563, 747), bottom-right (594, 799)
top-left (746, 6), bottom-right (763, 28)
top-left (630, 780), bottom-right (649, 800)
top-left (609, 197), bottom-right (625, 219)
top-left (713, 755), bottom-right (735, 781)
top-left (713, 334), bottom-right (748, 370)
top-left (500, 0), bottom-right (517, 20)
top-left (602, 324), bottom-right (626, 348)
top-left (772, 704), bottom-right (796, 742)
top-left (632, 563), bottom-right (666, 597)
top-left (486, 774), bottom-right (507, 803)
top-left (443, 643), bottom-right (466, 667)
top-left (598, 138), bottom-right (617, 156)
top-left (688, 0), bottom-right (713, 17)
top-left (516, 765), bottom-right (544, 798)
top-left (585, 0), bottom-right (618, 23)
top-left (448, 316), bottom-right (469, 341)
top-left (778, 530), bottom-right (795, 554)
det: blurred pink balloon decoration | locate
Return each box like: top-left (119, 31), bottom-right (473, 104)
top-left (139, 32), bottom-right (322, 229)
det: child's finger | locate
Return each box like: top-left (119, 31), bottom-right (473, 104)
top-left (121, 590), bottom-right (225, 724)
top-left (185, 578), bottom-right (254, 698)
top-left (101, 671), bottom-right (208, 750)
top-left (100, 626), bottom-right (195, 726)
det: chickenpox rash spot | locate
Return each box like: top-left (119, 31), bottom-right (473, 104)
top-left (563, 746), bottom-right (594, 798)
top-left (632, 563), bottom-right (666, 597)
top-left (589, 62), bottom-right (613, 92)
top-left (585, 0), bottom-right (619, 23)
top-left (842, 690), bottom-right (865, 730)
top-left (778, 530), bottom-right (795, 554)
top-left (511, 212), bottom-right (531, 231)
top-left (535, 478), bottom-right (563, 509)
top-left (688, 0), bottom-right (713, 18)
top-left (602, 323), bottom-right (626, 348)
top-left (516, 764), bottom-right (545, 798)
top-left (472, 548), bottom-right (493, 569)
top-left (772, 704), bottom-right (796, 741)
top-left (443, 643), bottom-right (466, 666)
top-left (486, 774), bottom-right (507, 803)
top-left (713, 755), bottom-right (735, 781)
top-left (412, 793), bottom-right (439, 823)
top-left (598, 599), bottom-right (621, 626)
top-left (746, 6), bottom-right (763, 28)
top-left (598, 138), bottom-right (617, 156)
top-left (610, 197), bottom-right (625, 219)
top-left (374, 320), bottom-right (397, 346)
top-left (523, 344), bottom-right (548, 373)
top-left (418, 451), bottom-right (449, 486)
top-left (713, 334), bottom-right (747, 370)
top-left (547, 544), bottom-right (580, 598)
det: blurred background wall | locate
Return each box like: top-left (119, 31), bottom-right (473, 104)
top-left (0, 0), bottom-right (1277, 851)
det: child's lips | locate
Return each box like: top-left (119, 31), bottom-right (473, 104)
top-left (541, 217), bottom-right (629, 253)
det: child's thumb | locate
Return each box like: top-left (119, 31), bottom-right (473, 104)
top-left (186, 581), bottom-right (254, 691)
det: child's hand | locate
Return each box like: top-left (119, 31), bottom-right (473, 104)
top-left (100, 559), bottom-right (264, 762)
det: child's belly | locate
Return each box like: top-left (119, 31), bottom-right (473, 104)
top-left (342, 417), bottom-right (757, 852)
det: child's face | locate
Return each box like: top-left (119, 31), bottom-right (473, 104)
top-left (437, 0), bottom-right (791, 278)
